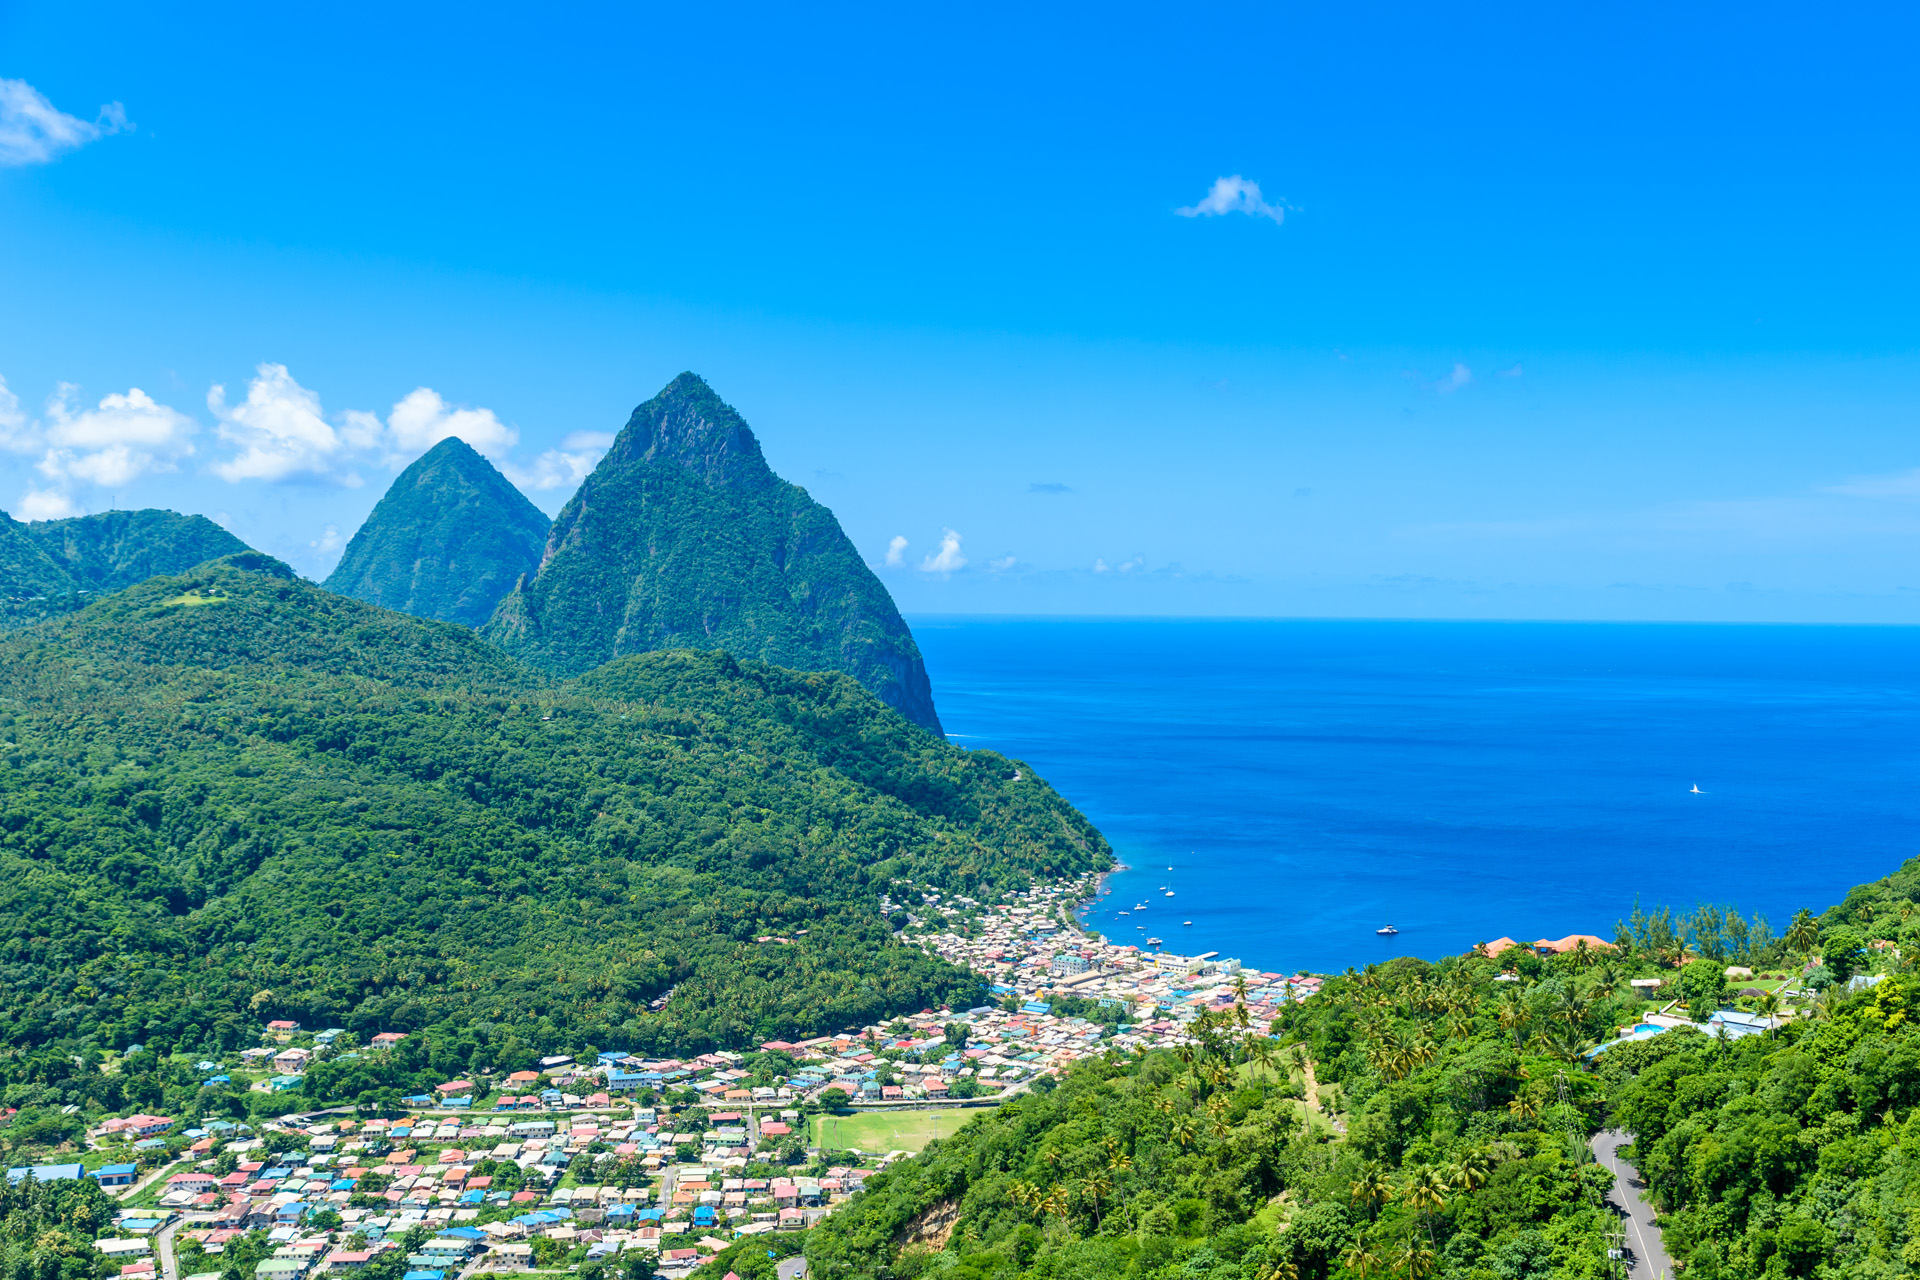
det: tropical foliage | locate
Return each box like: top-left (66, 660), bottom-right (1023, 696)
top-left (0, 554), bottom-right (1107, 1058)
top-left (810, 952), bottom-right (1634, 1280)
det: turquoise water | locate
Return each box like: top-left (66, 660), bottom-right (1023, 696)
top-left (908, 617), bottom-right (1920, 975)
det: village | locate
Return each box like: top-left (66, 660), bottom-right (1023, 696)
top-left (5, 877), bottom-right (1326, 1280)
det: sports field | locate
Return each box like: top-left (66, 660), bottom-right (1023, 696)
top-left (808, 1108), bottom-right (973, 1153)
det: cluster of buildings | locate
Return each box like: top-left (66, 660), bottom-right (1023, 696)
top-left (51, 878), bottom-right (1327, 1279)
top-left (894, 881), bottom-right (1321, 1061)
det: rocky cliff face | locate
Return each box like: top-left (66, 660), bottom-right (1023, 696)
top-left (323, 437), bottom-right (551, 627)
top-left (483, 373), bottom-right (943, 732)
top-left (0, 508), bottom-right (249, 628)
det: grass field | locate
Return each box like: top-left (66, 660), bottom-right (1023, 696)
top-left (809, 1109), bottom-right (974, 1153)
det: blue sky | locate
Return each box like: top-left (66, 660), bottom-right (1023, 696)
top-left (4, 1), bottom-right (1920, 620)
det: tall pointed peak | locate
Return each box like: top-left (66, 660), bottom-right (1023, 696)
top-left (604, 372), bottom-right (773, 489)
top-left (324, 439), bottom-right (550, 628)
top-left (484, 374), bottom-right (943, 732)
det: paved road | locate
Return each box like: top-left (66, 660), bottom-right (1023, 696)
top-left (118, 1155), bottom-right (188, 1203)
top-left (1591, 1129), bottom-right (1672, 1279)
top-left (155, 1211), bottom-right (213, 1280)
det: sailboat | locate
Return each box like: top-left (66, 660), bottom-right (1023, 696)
top-left (1689, 784), bottom-right (1706, 794)
top-left (1376, 925), bottom-right (1399, 936)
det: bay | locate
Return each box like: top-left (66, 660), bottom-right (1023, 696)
top-left (908, 616), bottom-right (1920, 975)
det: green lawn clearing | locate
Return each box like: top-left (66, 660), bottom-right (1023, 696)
top-left (809, 1109), bottom-right (973, 1153)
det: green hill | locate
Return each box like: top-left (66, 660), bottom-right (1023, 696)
top-left (0, 508), bottom-right (248, 628)
top-left (323, 437), bottom-right (550, 627)
top-left (483, 373), bottom-right (944, 733)
top-left (0, 553), bottom-right (1107, 1054)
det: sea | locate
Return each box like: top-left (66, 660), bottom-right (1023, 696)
top-left (907, 616), bottom-right (1920, 977)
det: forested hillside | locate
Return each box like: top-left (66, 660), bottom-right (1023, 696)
top-left (0, 508), bottom-right (248, 628)
top-left (807, 952), bottom-right (1630, 1280)
top-left (483, 373), bottom-right (945, 732)
top-left (0, 553), bottom-right (1108, 1057)
top-left (323, 436), bottom-right (550, 627)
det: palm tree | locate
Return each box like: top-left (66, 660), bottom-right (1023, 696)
top-left (1786, 909), bottom-right (1819, 964)
top-left (1497, 992), bottom-right (1531, 1050)
top-left (1403, 1166), bottom-right (1449, 1217)
top-left (1756, 991), bottom-right (1783, 1029)
top-left (1452, 1148), bottom-right (1491, 1192)
top-left (1253, 1259), bottom-right (1299, 1280)
top-left (1393, 1241), bottom-right (1437, 1279)
top-left (1170, 1116), bottom-right (1197, 1148)
top-left (1508, 1092), bottom-right (1541, 1122)
top-left (1340, 1243), bottom-right (1382, 1278)
top-left (1244, 1036), bottom-right (1279, 1091)
top-left (1348, 1162), bottom-right (1393, 1220)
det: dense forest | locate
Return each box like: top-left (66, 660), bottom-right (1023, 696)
top-left (0, 508), bottom-right (246, 629)
top-left (0, 552), bottom-right (1108, 1058)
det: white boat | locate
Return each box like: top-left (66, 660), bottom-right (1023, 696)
top-left (1117, 911), bottom-right (1129, 916)
top-left (1183, 920), bottom-right (1192, 926)
top-left (1146, 936), bottom-right (1163, 945)
top-left (1376, 925), bottom-right (1398, 936)
top-left (1165, 891), bottom-right (1175, 897)
top-left (1690, 784), bottom-right (1705, 794)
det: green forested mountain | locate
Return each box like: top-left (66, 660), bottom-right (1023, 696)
top-left (0, 508), bottom-right (248, 628)
top-left (483, 373), bottom-right (944, 733)
top-left (323, 437), bottom-right (551, 627)
top-left (0, 553), bottom-right (1107, 1055)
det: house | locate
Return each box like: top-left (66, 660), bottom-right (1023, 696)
top-left (371, 1033), bottom-right (406, 1048)
top-left (264, 1020), bottom-right (301, 1041)
top-left (321, 1253), bottom-right (372, 1272)
top-left (95, 1164), bottom-right (139, 1188)
top-left (96, 1241), bottom-right (154, 1262)
top-left (102, 1114), bottom-right (175, 1137)
top-left (268, 1075), bottom-right (304, 1093)
top-left (272, 1048), bottom-right (313, 1075)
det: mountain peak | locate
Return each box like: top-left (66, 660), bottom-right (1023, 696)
top-left (0, 508), bottom-right (250, 629)
top-left (485, 375), bottom-right (943, 732)
top-left (323, 438), bottom-right (550, 627)
top-left (600, 371), bottom-right (775, 491)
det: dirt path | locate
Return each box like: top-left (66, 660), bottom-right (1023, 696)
top-left (1299, 1055), bottom-right (1345, 1134)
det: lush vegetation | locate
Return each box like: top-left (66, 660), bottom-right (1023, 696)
top-left (0, 508), bottom-right (246, 629)
top-left (323, 436), bottom-right (550, 628)
top-left (482, 373), bottom-right (944, 732)
top-left (0, 1173), bottom-right (118, 1280)
top-left (808, 951), bottom-right (1639, 1280)
top-left (0, 553), bottom-right (1107, 1059)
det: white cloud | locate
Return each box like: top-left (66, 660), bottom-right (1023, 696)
top-left (1436, 363), bottom-right (1472, 394)
top-left (1177, 175), bottom-right (1286, 225)
top-left (884, 535), bottom-right (909, 567)
top-left (0, 79), bottom-right (129, 168)
top-left (500, 434), bottom-right (612, 492)
top-left (386, 386), bottom-right (518, 460)
top-left (16, 486), bottom-right (77, 520)
top-left (1093, 558), bottom-right (1110, 574)
top-left (310, 524), bottom-right (343, 555)
top-left (919, 529), bottom-right (966, 573)
top-left (0, 376), bottom-right (31, 452)
top-left (210, 364), bottom-right (351, 483)
top-left (989, 555), bottom-right (1016, 572)
top-left (40, 384), bottom-right (197, 487)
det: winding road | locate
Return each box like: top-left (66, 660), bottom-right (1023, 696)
top-left (1590, 1129), bottom-right (1672, 1279)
